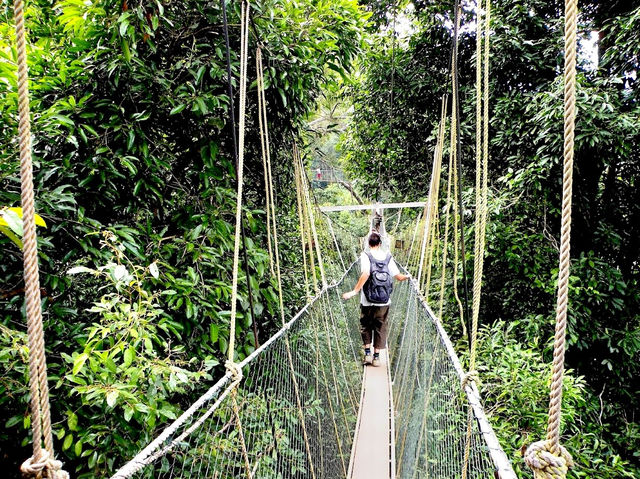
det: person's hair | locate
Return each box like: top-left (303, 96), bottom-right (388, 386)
top-left (368, 232), bottom-right (382, 247)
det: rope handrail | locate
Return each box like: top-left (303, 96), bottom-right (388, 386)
top-left (109, 260), bottom-right (357, 479)
top-left (398, 267), bottom-right (517, 479)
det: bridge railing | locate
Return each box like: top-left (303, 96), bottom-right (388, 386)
top-left (110, 262), bottom-right (516, 479)
top-left (390, 276), bottom-right (517, 479)
top-left (110, 265), bottom-right (363, 479)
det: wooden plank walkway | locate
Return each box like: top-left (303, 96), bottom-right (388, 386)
top-left (349, 350), bottom-right (394, 479)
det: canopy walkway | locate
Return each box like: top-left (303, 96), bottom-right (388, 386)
top-left (110, 261), bottom-right (515, 479)
top-left (9, 0), bottom-right (581, 477)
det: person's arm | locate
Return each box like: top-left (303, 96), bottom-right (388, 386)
top-left (342, 271), bottom-right (369, 300)
top-left (389, 257), bottom-right (409, 281)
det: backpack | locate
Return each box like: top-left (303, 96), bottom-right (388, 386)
top-left (363, 252), bottom-right (393, 304)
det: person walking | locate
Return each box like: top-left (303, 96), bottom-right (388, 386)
top-left (342, 232), bottom-right (409, 366)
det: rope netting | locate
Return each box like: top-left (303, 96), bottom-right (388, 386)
top-left (390, 277), bottom-right (515, 479)
top-left (111, 265), bottom-right (363, 479)
top-left (111, 260), bottom-right (515, 479)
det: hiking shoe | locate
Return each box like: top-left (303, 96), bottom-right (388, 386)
top-left (363, 352), bottom-right (373, 365)
top-left (372, 355), bottom-right (381, 367)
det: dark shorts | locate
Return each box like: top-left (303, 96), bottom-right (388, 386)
top-left (359, 305), bottom-right (390, 349)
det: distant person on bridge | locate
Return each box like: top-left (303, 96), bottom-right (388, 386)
top-left (342, 232), bottom-right (409, 366)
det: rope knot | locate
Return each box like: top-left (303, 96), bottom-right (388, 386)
top-left (461, 370), bottom-right (479, 389)
top-left (225, 360), bottom-right (243, 383)
top-left (524, 440), bottom-right (573, 479)
top-left (21, 450), bottom-right (70, 479)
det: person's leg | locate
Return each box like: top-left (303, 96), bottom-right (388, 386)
top-left (359, 305), bottom-right (373, 364)
top-left (359, 305), bottom-right (373, 346)
top-left (372, 306), bottom-right (390, 365)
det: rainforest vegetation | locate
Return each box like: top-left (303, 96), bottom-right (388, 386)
top-left (1, 0), bottom-right (639, 478)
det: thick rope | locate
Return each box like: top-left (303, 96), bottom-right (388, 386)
top-left (299, 153), bottom-right (320, 293)
top-left (449, 43), bottom-right (466, 336)
top-left (294, 153), bottom-right (312, 300)
top-left (228, 0), bottom-right (250, 365)
top-left (226, 3), bottom-right (252, 477)
top-left (327, 216), bottom-right (346, 271)
top-left (461, 1), bottom-right (490, 476)
top-left (417, 96), bottom-right (447, 294)
top-left (256, 48), bottom-right (275, 277)
top-left (298, 155), bottom-right (328, 288)
top-left (437, 116), bottom-right (456, 319)
top-left (525, 0), bottom-right (578, 476)
top-left (257, 52), bottom-right (317, 479)
top-left (220, 0), bottom-right (259, 349)
top-left (13, 1), bottom-right (68, 478)
top-left (423, 99), bottom-right (447, 297)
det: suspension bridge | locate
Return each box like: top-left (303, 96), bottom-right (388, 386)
top-left (8, 0), bottom-right (581, 477)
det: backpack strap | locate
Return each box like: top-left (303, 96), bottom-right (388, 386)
top-left (365, 252), bottom-right (376, 271)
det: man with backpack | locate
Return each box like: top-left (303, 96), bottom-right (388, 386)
top-left (342, 232), bottom-right (409, 366)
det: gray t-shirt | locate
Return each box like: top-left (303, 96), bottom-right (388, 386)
top-left (360, 249), bottom-right (400, 306)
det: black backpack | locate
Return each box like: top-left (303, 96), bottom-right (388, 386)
top-left (363, 252), bottom-right (393, 304)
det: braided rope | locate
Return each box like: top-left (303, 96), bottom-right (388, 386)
top-left (20, 450), bottom-right (69, 479)
top-left (327, 216), bottom-right (346, 271)
top-left (228, 0), bottom-right (250, 363)
top-left (462, 1), bottom-right (490, 476)
top-left (450, 69), bottom-right (466, 335)
top-left (226, 4), bottom-right (252, 477)
top-left (293, 151), bottom-right (312, 299)
top-left (417, 96), bottom-right (447, 294)
top-left (256, 48), bottom-right (275, 277)
top-left (300, 154), bottom-right (320, 293)
top-left (298, 154), bottom-right (327, 288)
top-left (257, 51), bottom-right (317, 479)
top-left (525, 0), bottom-right (578, 476)
top-left (12, 1), bottom-right (69, 477)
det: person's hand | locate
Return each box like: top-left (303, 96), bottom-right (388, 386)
top-left (342, 290), bottom-right (357, 300)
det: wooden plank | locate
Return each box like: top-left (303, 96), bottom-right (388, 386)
top-left (349, 351), bottom-right (393, 479)
top-left (319, 202), bottom-right (426, 213)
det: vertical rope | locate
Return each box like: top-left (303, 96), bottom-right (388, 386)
top-left (461, 1), bottom-right (490, 476)
top-left (437, 123), bottom-right (455, 319)
top-left (327, 216), bottom-right (346, 272)
top-left (220, 0), bottom-right (259, 350)
top-left (256, 52), bottom-right (317, 479)
top-left (295, 144), bottom-right (321, 293)
top-left (13, 1), bottom-right (68, 477)
top-left (226, 3), bottom-right (252, 476)
top-left (524, 0), bottom-right (578, 476)
top-left (256, 47), bottom-right (275, 277)
top-left (228, 0), bottom-right (250, 365)
top-left (294, 153), bottom-right (312, 300)
top-left (417, 96), bottom-right (447, 294)
top-left (298, 155), bottom-right (328, 288)
top-left (448, 12), bottom-right (466, 336)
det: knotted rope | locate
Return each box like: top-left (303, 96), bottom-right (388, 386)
top-left (20, 450), bottom-right (69, 479)
top-left (461, 370), bottom-right (479, 390)
top-left (525, 0), bottom-right (578, 476)
top-left (224, 360), bottom-right (244, 383)
top-left (12, 1), bottom-right (69, 477)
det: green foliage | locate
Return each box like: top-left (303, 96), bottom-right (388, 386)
top-left (472, 321), bottom-right (639, 478)
top-left (58, 235), bottom-right (212, 476)
top-left (0, 0), bottom-right (367, 475)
